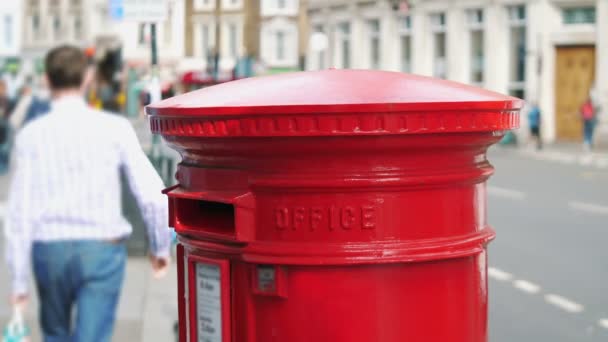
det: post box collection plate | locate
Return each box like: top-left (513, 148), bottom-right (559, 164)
top-left (148, 70), bottom-right (522, 342)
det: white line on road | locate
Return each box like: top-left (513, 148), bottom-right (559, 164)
top-left (544, 294), bottom-right (584, 313)
top-left (488, 267), bottom-right (513, 282)
top-left (568, 201), bottom-right (608, 215)
top-left (599, 319), bottom-right (608, 329)
top-left (513, 280), bottom-right (541, 294)
top-left (487, 186), bottom-right (526, 200)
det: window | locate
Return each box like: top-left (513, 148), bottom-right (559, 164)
top-left (53, 15), bottom-right (61, 39)
top-left (201, 24), bottom-right (210, 58)
top-left (278, 0), bottom-right (286, 9)
top-left (510, 27), bottom-right (526, 82)
top-left (32, 14), bottom-right (40, 40)
top-left (229, 23), bottom-right (237, 58)
top-left (562, 7), bottom-right (596, 24)
top-left (468, 8), bottom-right (483, 26)
top-left (368, 19), bottom-right (380, 69)
top-left (430, 13), bottom-right (446, 79)
top-left (399, 16), bottom-right (412, 73)
top-left (338, 22), bottom-right (351, 69)
top-left (138, 23), bottom-right (149, 45)
top-left (194, 0), bottom-right (214, 11)
top-left (276, 31), bottom-right (285, 60)
top-left (313, 25), bottom-right (326, 70)
top-left (509, 5), bottom-right (526, 23)
top-left (4, 15), bottom-right (12, 47)
top-left (164, 4), bottom-right (173, 44)
top-left (221, 0), bottom-right (241, 9)
top-left (74, 17), bottom-right (82, 40)
top-left (467, 9), bottom-right (484, 84)
top-left (507, 5), bottom-right (526, 98)
top-left (470, 30), bottom-right (484, 84)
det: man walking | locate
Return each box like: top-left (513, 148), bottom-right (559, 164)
top-left (5, 45), bottom-right (171, 341)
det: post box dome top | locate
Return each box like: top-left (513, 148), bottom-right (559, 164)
top-left (147, 70), bottom-right (521, 137)
top-left (147, 69), bottom-right (522, 115)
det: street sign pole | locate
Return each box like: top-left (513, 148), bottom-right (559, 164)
top-left (149, 22), bottom-right (163, 169)
top-left (149, 22), bottom-right (161, 104)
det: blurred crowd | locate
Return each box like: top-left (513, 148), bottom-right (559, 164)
top-left (0, 49), bottom-right (179, 175)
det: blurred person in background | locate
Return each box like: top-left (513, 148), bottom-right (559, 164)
top-left (8, 82), bottom-right (34, 130)
top-left (527, 101), bottom-right (542, 150)
top-left (0, 79), bottom-right (16, 173)
top-left (4, 45), bottom-right (171, 342)
top-left (9, 77), bottom-right (51, 131)
top-left (0, 79), bottom-right (13, 117)
top-left (580, 96), bottom-right (598, 152)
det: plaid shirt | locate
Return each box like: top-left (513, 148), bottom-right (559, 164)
top-left (5, 95), bottom-right (171, 296)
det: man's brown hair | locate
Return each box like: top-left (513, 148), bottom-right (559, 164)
top-left (45, 45), bottom-right (87, 90)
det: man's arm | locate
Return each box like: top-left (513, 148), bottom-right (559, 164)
top-left (4, 133), bottom-right (33, 299)
top-left (119, 120), bottom-right (171, 259)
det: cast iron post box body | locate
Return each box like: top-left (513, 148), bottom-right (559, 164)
top-left (146, 70), bottom-right (521, 342)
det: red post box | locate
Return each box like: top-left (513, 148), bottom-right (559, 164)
top-left (146, 70), bottom-right (521, 342)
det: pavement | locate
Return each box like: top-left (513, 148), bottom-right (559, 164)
top-left (1, 132), bottom-right (607, 341)
top-left (0, 241), bottom-right (178, 342)
top-left (512, 143), bottom-right (608, 169)
top-left (0, 117), bottom-right (178, 342)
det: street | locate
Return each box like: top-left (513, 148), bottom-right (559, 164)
top-left (1, 144), bottom-right (608, 341)
top-left (487, 147), bottom-right (608, 341)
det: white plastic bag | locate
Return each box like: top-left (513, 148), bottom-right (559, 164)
top-left (2, 307), bottom-right (30, 342)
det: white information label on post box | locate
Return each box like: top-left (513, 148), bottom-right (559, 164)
top-left (196, 263), bottom-right (222, 342)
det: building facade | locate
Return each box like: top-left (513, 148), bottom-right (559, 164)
top-left (0, 0), bottom-right (25, 97)
top-left (19, 0), bottom-right (185, 74)
top-left (107, 0), bottom-right (186, 69)
top-left (307, 0), bottom-right (608, 145)
top-left (184, 0), bottom-right (260, 75)
top-left (259, 0), bottom-right (308, 72)
top-left (0, 0), bottom-right (23, 59)
top-left (22, 0), bottom-right (89, 61)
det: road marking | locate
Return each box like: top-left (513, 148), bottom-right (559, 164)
top-left (487, 186), bottom-right (526, 200)
top-left (488, 267), bottom-right (513, 282)
top-left (599, 319), bottom-right (608, 329)
top-left (579, 155), bottom-right (594, 166)
top-left (568, 201), bottom-right (608, 215)
top-left (544, 294), bottom-right (584, 313)
top-left (513, 280), bottom-right (541, 294)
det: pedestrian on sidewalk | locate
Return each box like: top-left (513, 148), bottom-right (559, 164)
top-left (0, 80), bottom-right (16, 174)
top-left (580, 96), bottom-right (598, 152)
top-left (527, 102), bottom-right (542, 150)
top-left (4, 45), bottom-right (172, 342)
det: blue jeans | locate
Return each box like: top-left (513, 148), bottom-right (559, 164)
top-left (32, 240), bottom-right (126, 342)
top-left (583, 119), bottom-right (596, 147)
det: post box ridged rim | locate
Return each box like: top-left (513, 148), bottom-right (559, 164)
top-left (146, 70), bottom-right (522, 138)
top-left (177, 227), bottom-right (495, 265)
top-left (149, 110), bottom-right (520, 138)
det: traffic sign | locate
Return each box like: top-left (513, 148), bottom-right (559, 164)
top-left (109, 0), bottom-right (167, 22)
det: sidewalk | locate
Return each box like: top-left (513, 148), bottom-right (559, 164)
top-left (0, 117), bottom-right (179, 341)
top-left (0, 232), bottom-right (178, 342)
top-left (496, 143), bottom-right (608, 169)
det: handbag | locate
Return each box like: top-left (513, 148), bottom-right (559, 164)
top-left (2, 307), bottom-right (30, 342)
